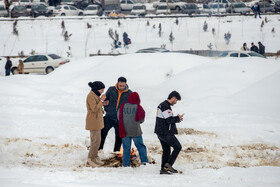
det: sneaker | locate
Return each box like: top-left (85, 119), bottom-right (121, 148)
top-left (160, 169), bottom-right (172, 175)
top-left (163, 163), bottom-right (178, 173)
top-left (87, 158), bottom-right (99, 168)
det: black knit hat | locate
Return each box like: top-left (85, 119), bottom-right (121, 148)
top-left (88, 81), bottom-right (105, 96)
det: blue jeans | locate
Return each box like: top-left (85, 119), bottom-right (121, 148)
top-left (5, 69), bottom-right (11, 76)
top-left (122, 136), bottom-right (148, 167)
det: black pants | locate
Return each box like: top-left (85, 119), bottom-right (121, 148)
top-left (157, 134), bottom-right (182, 169)
top-left (99, 116), bottom-right (122, 152)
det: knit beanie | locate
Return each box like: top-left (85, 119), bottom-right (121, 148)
top-left (88, 81), bottom-right (105, 96)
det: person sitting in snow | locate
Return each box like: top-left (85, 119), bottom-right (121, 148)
top-left (86, 81), bottom-right (109, 167)
top-left (118, 92), bottom-right (148, 167)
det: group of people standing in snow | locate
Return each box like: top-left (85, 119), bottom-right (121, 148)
top-left (4, 57), bottom-right (24, 76)
top-left (241, 42), bottom-right (265, 56)
top-left (85, 77), bottom-right (183, 174)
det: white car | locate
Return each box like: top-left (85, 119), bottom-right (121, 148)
top-left (83, 5), bottom-right (103, 16)
top-left (219, 51), bottom-right (265, 58)
top-left (153, 0), bottom-right (185, 11)
top-left (53, 5), bottom-right (83, 16)
top-left (11, 54), bottom-right (70, 74)
top-left (131, 4), bottom-right (146, 16)
top-left (60, 0), bottom-right (76, 5)
top-left (156, 5), bottom-right (171, 14)
top-left (120, 0), bottom-right (136, 11)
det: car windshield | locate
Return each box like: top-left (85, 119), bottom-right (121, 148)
top-left (21, 0), bottom-right (30, 2)
top-left (15, 6), bottom-right (26, 10)
top-left (133, 6), bottom-right (144, 10)
top-left (158, 6), bottom-right (167, 10)
top-left (34, 5), bottom-right (46, 10)
top-left (234, 3), bottom-right (246, 8)
top-left (105, 5), bottom-right (118, 10)
top-left (210, 4), bottom-right (224, 8)
top-left (86, 6), bottom-right (97, 10)
top-left (0, 6), bottom-right (5, 10)
top-left (220, 51), bottom-right (229, 57)
top-left (248, 52), bottom-right (265, 58)
top-left (48, 54), bottom-right (61, 59)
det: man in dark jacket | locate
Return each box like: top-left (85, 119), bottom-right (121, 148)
top-left (251, 2), bottom-right (261, 18)
top-left (250, 43), bottom-right (259, 53)
top-left (155, 91), bottom-right (184, 174)
top-left (5, 57), bottom-right (12, 76)
top-left (258, 42), bottom-right (265, 56)
top-left (99, 77), bottom-right (132, 152)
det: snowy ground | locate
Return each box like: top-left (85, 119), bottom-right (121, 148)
top-left (0, 15), bottom-right (279, 60)
top-left (1, 52), bottom-right (280, 186)
top-left (0, 15), bottom-right (280, 186)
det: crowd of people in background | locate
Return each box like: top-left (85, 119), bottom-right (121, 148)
top-left (241, 42), bottom-right (266, 56)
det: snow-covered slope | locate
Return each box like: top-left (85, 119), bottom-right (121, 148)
top-left (0, 53), bottom-right (280, 186)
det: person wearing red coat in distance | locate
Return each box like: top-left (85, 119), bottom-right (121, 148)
top-left (118, 92), bottom-right (148, 167)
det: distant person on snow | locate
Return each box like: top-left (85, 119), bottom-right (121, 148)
top-left (99, 77), bottom-right (132, 152)
top-left (123, 32), bottom-right (131, 46)
top-left (258, 42), bottom-right (265, 56)
top-left (5, 57), bottom-right (12, 76)
top-left (155, 91), bottom-right (184, 175)
top-left (17, 60), bottom-right (24, 74)
top-left (250, 42), bottom-right (259, 53)
top-left (251, 2), bottom-right (261, 19)
top-left (241, 43), bottom-right (249, 51)
top-left (118, 92), bottom-right (148, 167)
top-left (86, 81), bottom-right (109, 167)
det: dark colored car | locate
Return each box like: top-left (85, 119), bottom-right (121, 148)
top-left (181, 3), bottom-right (200, 15)
top-left (72, 0), bottom-right (102, 10)
top-left (274, 1), bottom-right (280, 12)
top-left (30, 4), bottom-right (51, 17)
top-left (11, 5), bottom-right (30, 18)
top-left (258, 2), bottom-right (275, 13)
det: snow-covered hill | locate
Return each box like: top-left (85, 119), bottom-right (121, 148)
top-left (0, 53), bottom-right (280, 186)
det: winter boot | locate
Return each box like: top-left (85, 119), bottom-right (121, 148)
top-left (94, 157), bottom-right (104, 166)
top-left (160, 168), bottom-right (172, 175)
top-left (163, 163), bottom-right (178, 173)
top-left (87, 158), bottom-right (99, 168)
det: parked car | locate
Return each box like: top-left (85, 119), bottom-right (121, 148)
top-left (83, 4), bottom-right (102, 16)
top-left (131, 4), bottom-right (146, 16)
top-left (258, 2), bottom-right (275, 13)
top-left (181, 3), bottom-right (200, 15)
top-left (30, 4), bottom-right (51, 17)
top-left (72, 0), bottom-right (102, 10)
top-left (153, 0), bottom-right (185, 11)
top-left (16, 0), bottom-right (32, 6)
top-left (11, 54), bottom-right (70, 74)
top-left (0, 5), bottom-right (9, 17)
top-left (136, 48), bottom-right (170, 53)
top-left (156, 5), bottom-right (171, 14)
top-left (120, 0), bottom-right (136, 11)
top-left (11, 5), bottom-right (30, 18)
top-left (275, 1), bottom-right (280, 12)
top-left (104, 4), bottom-right (121, 15)
top-left (53, 5), bottom-right (83, 16)
top-left (226, 3), bottom-right (250, 14)
top-left (219, 51), bottom-right (265, 58)
top-left (60, 0), bottom-right (76, 5)
top-left (202, 3), bottom-right (226, 15)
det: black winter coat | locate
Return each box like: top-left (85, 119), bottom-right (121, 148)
top-left (250, 46), bottom-right (259, 53)
top-left (104, 84), bottom-right (132, 120)
top-left (154, 100), bottom-right (180, 135)
top-left (259, 44), bottom-right (265, 55)
top-left (5, 60), bottom-right (12, 70)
